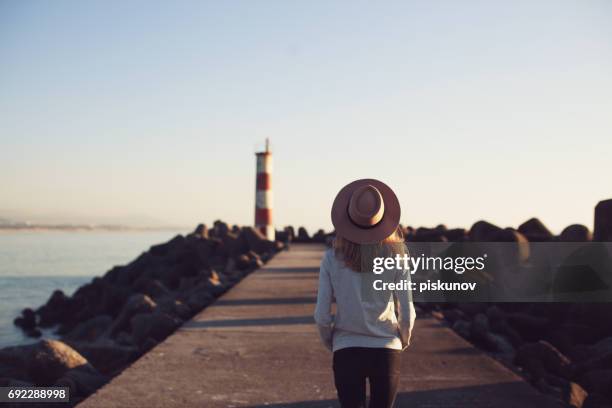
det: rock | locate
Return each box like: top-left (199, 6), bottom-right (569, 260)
top-left (212, 220), bottom-right (230, 237)
top-left (579, 369), bottom-right (612, 400)
top-left (241, 226), bottom-right (277, 255)
top-left (64, 315), bottom-right (113, 342)
top-left (185, 291), bottom-right (214, 312)
top-left (296, 227), bottom-right (311, 243)
top-left (157, 299), bottom-right (192, 320)
top-left (275, 227), bottom-right (293, 244)
top-left (442, 308), bottom-right (466, 324)
top-left (583, 393), bottom-right (612, 408)
top-left (55, 366), bottom-right (107, 398)
top-left (518, 218), bottom-right (553, 242)
top-left (594, 199), bottom-right (612, 241)
top-left (64, 341), bottom-right (139, 376)
top-left (132, 278), bottom-right (170, 300)
top-left (37, 290), bottom-right (70, 327)
top-left (506, 312), bottom-right (550, 341)
top-left (484, 333), bottom-right (515, 356)
top-left (411, 227), bottom-right (447, 242)
top-left (115, 331), bottom-right (134, 346)
top-left (0, 344), bottom-right (33, 381)
top-left (247, 250), bottom-right (265, 268)
top-left (455, 303), bottom-right (487, 317)
top-left (470, 313), bottom-right (490, 344)
top-left (140, 337), bottom-right (158, 353)
top-left (108, 294), bottom-right (157, 336)
top-left (59, 278), bottom-right (131, 332)
top-left (235, 254), bottom-right (252, 271)
top-left (444, 228), bottom-right (468, 242)
top-left (0, 378), bottom-right (33, 387)
top-left (13, 308), bottom-right (36, 330)
top-left (219, 231), bottom-right (248, 258)
top-left (553, 244), bottom-right (612, 302)
top-left (150, 234), bottom-right (185, 257)
top-left (514, 341), bottom-right (572, 380)
top-left (452, 320), bottom-right (471, 339)
top-left (486, 306), bottom-right (522, 347)
top-left (312, 229), bottom-right (327, 243)
top-left (130, 312), bottom-right (180, 346)
top-left (490, 228), bottom-right (530, 266)
top-left (567, 304), bottom-right (612, 340)
top-left (469, 220), bottom-right (503, 242)
top-left (193, 223), bottom-right (209, 239)
top-left (554, 381), bottom-right (589, 408)
top-left (560, 224), bottom-right (592, 242)
top-left (27, 340), bottom-right (93, 385)
top-left (576, 339), bottom-right (612, 373)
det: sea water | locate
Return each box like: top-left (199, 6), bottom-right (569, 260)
top-left (0, 230), bottom-right (183, 347)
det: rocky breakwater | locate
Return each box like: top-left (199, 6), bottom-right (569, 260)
top-left (418, 199), bottom-right (612, 408)
top-left (3, 221), bottom-right (283, 405)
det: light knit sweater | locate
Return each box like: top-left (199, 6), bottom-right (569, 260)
top-left (314, 248), bottom-right (416, 352)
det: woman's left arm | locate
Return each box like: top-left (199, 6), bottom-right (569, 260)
top-left (314, 251), bottom-right (334, 351)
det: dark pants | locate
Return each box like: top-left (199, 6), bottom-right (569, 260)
top-left (333, 347), bottom-right (401, 408)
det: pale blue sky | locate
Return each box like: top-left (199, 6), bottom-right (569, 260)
top-left (1, 0), bottom-right (611, 233)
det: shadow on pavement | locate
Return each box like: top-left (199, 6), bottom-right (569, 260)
top-left (183, 315), bottom-right (315, 328)
top-left (240, 381), bottom-right (561, 408)
top-left (216, 297), bottom-right (317, 306)
top-left (262, 266), bottom-right (319, 274)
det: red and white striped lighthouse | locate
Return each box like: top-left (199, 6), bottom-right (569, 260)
top-left (255, 139), bottom-right (274, 240)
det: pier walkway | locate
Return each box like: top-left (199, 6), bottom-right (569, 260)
top-left (80, 244), bottom-right (559, 408)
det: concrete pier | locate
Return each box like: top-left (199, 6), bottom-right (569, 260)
top-left (80, 244), bottom-right (560, 408)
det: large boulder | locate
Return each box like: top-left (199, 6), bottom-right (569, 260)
top-left (13, 308), bottom-right (36, 330)
top-left (55, 366), bottom-right (107, 399)
top-left (64, 341), bottom-right (139, 376)
top-left (130, 312), bottom-right (181, 346)
top-left (518, 218), bottom-right (554, 242)
top-left (444, 228), bottom-right (468, 242)
top-left (64, 315), bottom-right (113, 342)
top-left (594, 199), bottom-right (612, 241)
top-left (579, 369), bottom-right (612, 401)
top-left (560, 224), bottom-right (592, 242)
top-left (107, 294), bottom-right (157, 336)
top-left (37, 290), bottom-right (71, 327)
top-left (411, 227), bottom-right (447, 242)
top-left (27, 340), bottom-right (94, 385)
top-left (0, 344), bottom-right (33, 381)
top-left (514, 341), bottom-right (572, 380)
top-left (149, 234), bottom-right (185, 257)
top-left (470, 313), bottom-right (490, 344)
top-left (192, 223), bottom-right (209, 239)
top-left (295, 227), bottom-right (311, 243)
top-left (132, 278), bottom-right (170, 300)
top-left (212, 220), bottom-right (230, 237)
top-left (241, 226), bottom-right (277, 255)
top-left (469, 221), bottom-right (503, 242)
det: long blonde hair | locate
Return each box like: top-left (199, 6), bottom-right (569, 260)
top-left (333, 227), bottom-right (406, 272)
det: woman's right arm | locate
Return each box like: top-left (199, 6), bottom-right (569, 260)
top-left (314, 251), bottom-right (334, 351)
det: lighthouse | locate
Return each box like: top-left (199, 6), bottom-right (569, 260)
top-left (255, 139), bottom-right (274, 240)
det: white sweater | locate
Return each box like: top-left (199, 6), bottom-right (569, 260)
top-left (314, 248), bottom-right (416, 352)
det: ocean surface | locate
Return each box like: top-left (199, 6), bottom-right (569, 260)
top-left (0, 230), bottom-right (184, 348)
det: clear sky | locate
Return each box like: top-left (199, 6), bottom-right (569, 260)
top-left (1, 0), bottom-right (611, 233)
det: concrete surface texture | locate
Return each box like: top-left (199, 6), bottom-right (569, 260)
top-left (79, 244), bottom-right (560, 408)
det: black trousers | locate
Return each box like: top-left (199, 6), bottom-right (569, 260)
top-left (333, 347), bottom-right (401, 408)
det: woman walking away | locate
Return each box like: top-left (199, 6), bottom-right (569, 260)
top-left (314, 178), bottom-right (416, 408)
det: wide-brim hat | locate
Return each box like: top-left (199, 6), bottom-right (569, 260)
top-left (331, 178), bottom-right (401, 244)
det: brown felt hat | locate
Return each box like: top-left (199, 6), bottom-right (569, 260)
top-left (331, 178), bottom-right (401, 244)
